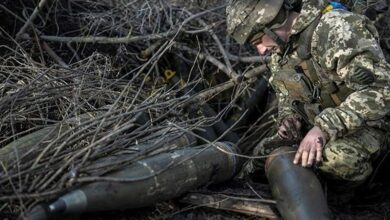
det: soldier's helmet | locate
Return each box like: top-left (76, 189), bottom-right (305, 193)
top-left (226, 0), bottom-right (287, 44)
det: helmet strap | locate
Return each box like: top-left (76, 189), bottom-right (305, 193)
top-left (263, 27), bottom-right (288, 51)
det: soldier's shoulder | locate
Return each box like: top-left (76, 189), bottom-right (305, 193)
top-left (313, 9), bottom-right (373, 41)
top-left (320, 9), bottom-right (368, 26)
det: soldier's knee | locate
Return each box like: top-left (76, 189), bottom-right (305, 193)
top-left (320, 160), bottom-right (372, 182)
top-left (319, 142), bottom-right (373, 182)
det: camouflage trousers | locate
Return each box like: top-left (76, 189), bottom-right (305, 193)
top-left (246, 126), bottom-right (389, 182)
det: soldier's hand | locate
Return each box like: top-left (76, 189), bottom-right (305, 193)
top-left (278, 115), bottom-right (302, 140)
top-left (293, 126), bottom-right (327, 167)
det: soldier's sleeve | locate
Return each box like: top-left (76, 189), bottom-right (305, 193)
top-left (311, 11), bottom-right (390, 141)
top-left (276, 93), bottom-right (299, 125)
top-left (268, 54), bottom-right (301, 125)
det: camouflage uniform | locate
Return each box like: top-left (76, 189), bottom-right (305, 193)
top-left (249, 0), bottom-right (390, 182)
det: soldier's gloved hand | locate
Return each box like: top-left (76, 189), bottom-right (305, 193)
top-left (277, 115), bottom-right (302, 140)
top-left (293, 126), bottom-right (328, 167)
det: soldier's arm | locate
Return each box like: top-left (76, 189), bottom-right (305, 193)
top-left (312, 10), bottom-right (390, 141)
top-left (277, 95), bottom-right (299, 124)
top-left (268, 54), bottom-right (302, 126)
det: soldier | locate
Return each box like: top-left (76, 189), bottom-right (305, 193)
top-left (227, 0), bottom-right (390, 219)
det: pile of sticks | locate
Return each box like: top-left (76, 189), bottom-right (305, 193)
top-left (0, 0), bottom-right (388, 218)
top-left (0, 0), bottom-right (273, 218)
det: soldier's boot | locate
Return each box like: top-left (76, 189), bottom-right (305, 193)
top-left (265, 146), bottom-right (331, 220)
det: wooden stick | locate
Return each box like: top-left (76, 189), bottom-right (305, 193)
top-left (182, 9), bottom-right (235, 80)
top-left (36, 5), bottom-right (226, 45)
top-left (16, 0), bottom-right (50, 38)
top-left (186, 80), bottom-right (235, 103)
top-left (1, 2), bottom-right (69, 68)
top-left (182, 64), bottom-right (268, 105)
top-left (244, 65), bottom-right (269, 79)
top-left (41, 41), bottom-right (69, 68)
top-left (227, 53), bottom-right (271, 64)
top-left (173, 44), bottom-right (240, 82)
top-left (38, 31), bottom-right (176, 44)
top-left (180, 193), bottom-right (278, 219)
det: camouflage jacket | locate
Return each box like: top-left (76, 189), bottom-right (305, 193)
top-left (269, 0), bottom-right (390, 141)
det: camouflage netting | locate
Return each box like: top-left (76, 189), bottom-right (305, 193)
top-left (0, 0), bottom-right (389, 219)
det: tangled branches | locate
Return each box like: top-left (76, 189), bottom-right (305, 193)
top-left (0, 0), bottom-right (271, 217)
top-left (0, 0), bottom-right (388, 218)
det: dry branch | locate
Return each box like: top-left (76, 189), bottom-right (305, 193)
top-left (182, 64), bottom-right (268, 104)
top-left (15, 0), bottom-right (50, 37)
top-left (38, 31), bottom-right (176, 44)
top-left (180, 193), bottom-right (278, 219)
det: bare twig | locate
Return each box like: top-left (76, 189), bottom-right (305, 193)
top-left (38, 31), bottom-right (176, 44)
top-left (16, 0), bottom-right (50, 38)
